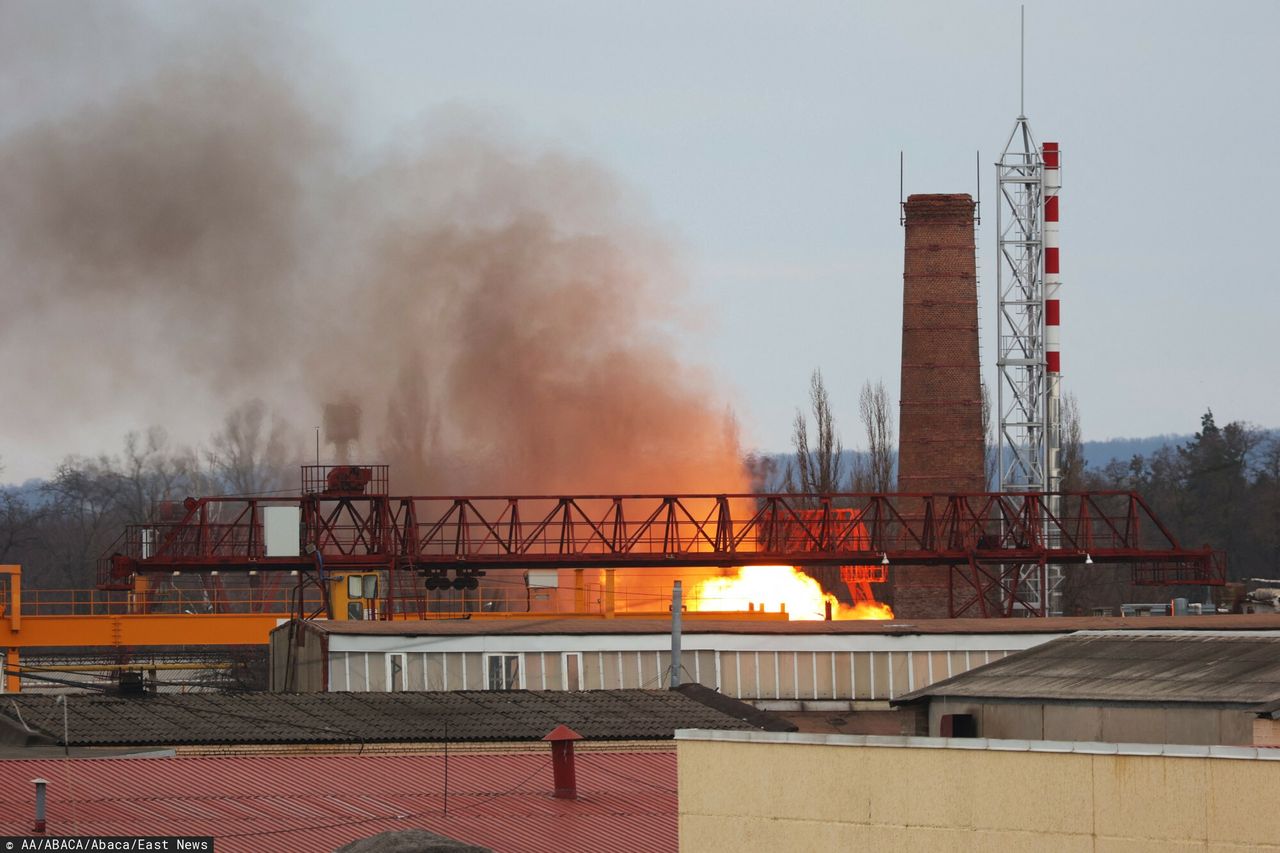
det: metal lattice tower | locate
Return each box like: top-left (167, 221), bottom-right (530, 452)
top-left (994, 13), bottom-right (1068, 614)
top-left (995, 116), bottom-right (1046, 500)
top-left (992, 7), bottom-right (1068, 615)
top-left (996, 116), bottom-right (1053, 615)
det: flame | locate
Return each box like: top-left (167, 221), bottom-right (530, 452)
top-left (840, 599), bottom-right (895, 620)
top-left (689, 565), bottom-right (893, 621)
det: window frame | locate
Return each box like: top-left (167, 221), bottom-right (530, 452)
top-left (483, 653), bottom-right (524, 691)
top-left (386, 652), bottom-right (407, 692)
top-left (561, 652), bottom-right (584, 691)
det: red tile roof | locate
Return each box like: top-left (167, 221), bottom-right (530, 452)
top-left (0, 751), bottom-right (675, 852)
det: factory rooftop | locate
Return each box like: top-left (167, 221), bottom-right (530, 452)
top-left (894, 630), bottom-right (1280, 706)
top-left (0, 686), bottom-right (785, 750)
top-left (0, 750), bottom-right (677, 852)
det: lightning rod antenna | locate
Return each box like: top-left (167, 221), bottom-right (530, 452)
top-left (899, 150), bottom-right (905, 226)
top-left (1020, 5), bottom-right (1025, 116)
top-left (975, 150), bottom-right (981, 224)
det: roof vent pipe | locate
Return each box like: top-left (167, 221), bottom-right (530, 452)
top-left (32, 778), bottom-right (48, 833)
top-left (544, 725), bottom-right (583, 799)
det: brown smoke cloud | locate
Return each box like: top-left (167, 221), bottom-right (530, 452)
top-left (0, 5), bottom-right (746, 495)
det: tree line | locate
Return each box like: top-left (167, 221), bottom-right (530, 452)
top-left (767, 371), bottom-right (1280, 610)
top-left (2, 380), bottom-right (1276, 613)
top-left (0, 401), bottom-right (296, 590)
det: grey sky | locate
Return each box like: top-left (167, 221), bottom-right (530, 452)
top-left (3, 0), bottom-right (1277, 480)
top-left (301, 0), bottom-right (1278, 449)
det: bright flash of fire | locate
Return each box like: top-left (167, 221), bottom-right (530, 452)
top-left (689, 565), bottom-right (893, 620)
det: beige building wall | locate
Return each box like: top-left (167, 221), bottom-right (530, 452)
top-left (679, 730), bottom-right (1280, 852)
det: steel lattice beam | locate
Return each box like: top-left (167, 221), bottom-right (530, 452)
top-left (100, 491), bottom-right (1225, 608)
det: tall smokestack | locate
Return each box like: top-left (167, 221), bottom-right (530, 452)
top-left (1043, 142), bottom-right (1062, 492)
top-left (896, 194), bottom-right (986, 619)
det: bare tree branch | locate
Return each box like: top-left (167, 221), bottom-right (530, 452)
top-left (788, 370), bottom-right (844, 502)
top-left (859, 379), bottom-right (895, 492)
top-left (207, 400), bottom-right (296, 494)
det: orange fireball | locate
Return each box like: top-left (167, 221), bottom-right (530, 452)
top-left (689, 565), bottom-right (892, 621)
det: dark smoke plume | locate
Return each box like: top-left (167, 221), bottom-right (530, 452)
top-left (0, 4), bottom-right (746, 495)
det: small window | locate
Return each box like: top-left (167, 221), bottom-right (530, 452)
top-left (485, 654), bottom-right (522, 690)
top-left (562, 652), bottom-right (583, 691)
top-left (940, 713), bottom-right (977, 738)
top-left (387, 653), bottom-right (406, 692)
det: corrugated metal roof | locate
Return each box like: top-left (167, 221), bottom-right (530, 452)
top-left (296, 614), bottom-right (1280, 637)
top-left (2, 689), bottom-right (761, 748)
top-left (0, 751), bottom-right (675, 852)
top-left (895, 631), bottom-right (1280, 706)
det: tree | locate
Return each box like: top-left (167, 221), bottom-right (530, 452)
top-left (981, 381), bottom-right (997, 489)
top-left (783, 370), bottom-right (844, 498)
top-left (208, 400), bottom-right (295, 495)
top-left (1176, 410), bottom-right (1262, 578)
top-left (39, 456), bottom-right (129, 588)
top-left (1071, 409), bottom-right (1273, 605)
top-left (858, 380), bottom-right (895, 492)
top-left (1252, 438), bottom-right (1280, 577)
top-left (1058, 393), bottom-right (1085, 491)
top-left (0, 459), bottom-right (42, 565)
top-left (782, 370), bottom-right (850, 601)
top-left (119, 427), bottom-right (209, 522)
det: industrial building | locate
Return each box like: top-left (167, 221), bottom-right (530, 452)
top-left (0, 5), bottom-right (1271, 853)
top-left (267, 616), bottom-right (1280, 713)
top-left (676, 729), bottom-right (1280, 852)
top-left (268, 616), bottom-right (1076, 698)
top-left (892, 630), bottom-right (1280, 746)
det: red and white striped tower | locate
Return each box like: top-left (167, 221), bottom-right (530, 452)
top-left (1042, 142), bottom-right (1062, 492)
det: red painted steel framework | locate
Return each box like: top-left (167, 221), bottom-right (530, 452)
top-left (98, 467), bottom-right (1224, 618)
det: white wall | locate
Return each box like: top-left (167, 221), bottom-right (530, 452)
top-left (322, 631), bottom-right (1063, 698)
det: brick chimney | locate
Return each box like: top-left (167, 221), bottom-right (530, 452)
top-left (895, 194), bottom-right (985, 619)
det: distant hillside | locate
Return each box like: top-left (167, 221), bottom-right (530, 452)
top-left (756, 434), bottom-right (1200, 489)
top-left (1081, 434), bottom-right (1191, 470)
top-left (4, 432), bottom-right (1273, 493)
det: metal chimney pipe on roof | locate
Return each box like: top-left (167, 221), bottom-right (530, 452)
top-left (543, 725), bottom-right (583, 799)
top-left (32, 778), bottom-right (48, 833)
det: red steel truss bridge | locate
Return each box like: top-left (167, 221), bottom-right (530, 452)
top-left (99, 466), bottom-right (1224, 617)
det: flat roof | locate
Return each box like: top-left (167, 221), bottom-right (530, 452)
top-left (290, 614), bottom-right (1280, 638)
top-left (675, 728), bottom-right (1280, 761)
